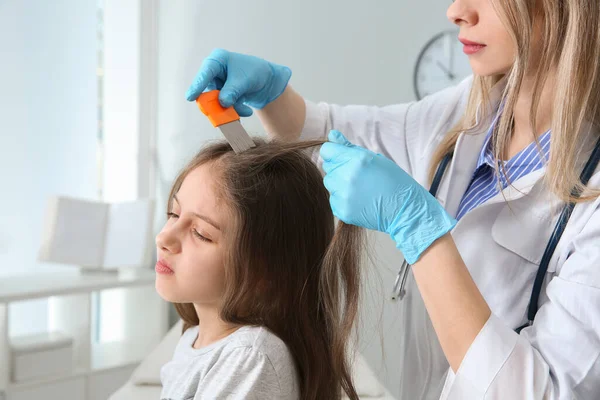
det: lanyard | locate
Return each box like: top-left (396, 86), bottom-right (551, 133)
top-left (391, 137), bottom-right (600, 333)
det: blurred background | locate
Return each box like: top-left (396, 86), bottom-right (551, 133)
top-left (0, 0), bottom-right (471, 399)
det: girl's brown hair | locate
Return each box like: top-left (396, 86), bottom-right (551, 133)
top-left (167, 138), bottom-right (362, 400)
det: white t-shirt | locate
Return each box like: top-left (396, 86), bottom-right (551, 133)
top-left (160, 325), bottom-right (300, 400)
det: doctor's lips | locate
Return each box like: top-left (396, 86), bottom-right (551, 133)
top-left (459, 37), bottom-right (486, 55)
top-left (156, 259), bottom-right (174, 275)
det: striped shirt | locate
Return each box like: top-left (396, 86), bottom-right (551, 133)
top-left (456, 115), bottom-right (551, 220)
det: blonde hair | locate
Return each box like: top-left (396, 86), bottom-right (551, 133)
top-left (430, 0), bottom-right (600, 203)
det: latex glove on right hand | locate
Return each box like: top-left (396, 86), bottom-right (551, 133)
top-left (320, 130), bottom-right (457, 265)
top-left (185, 48), bottom-right (292, 117)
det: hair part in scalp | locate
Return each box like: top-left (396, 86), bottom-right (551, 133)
top-left (430, 0), bottom-right (600, 203)
top-left (167, 138), bottom-right (363, 400)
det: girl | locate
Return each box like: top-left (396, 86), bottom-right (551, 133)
top-left (185, 0), bottom-right (600, 398)
top-left (156, 139), bottom-right (363, 400)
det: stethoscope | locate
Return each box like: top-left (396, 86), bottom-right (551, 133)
top-left (391, 136), bottom-right (600, 333)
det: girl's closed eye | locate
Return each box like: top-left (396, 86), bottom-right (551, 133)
top-left (193, 229), bottom-right (212, 242)
top-left (167, 212), bottom-right (212, 242)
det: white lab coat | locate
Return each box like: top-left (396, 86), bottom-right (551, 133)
top-left (299, 76), bottom-right (600, 400)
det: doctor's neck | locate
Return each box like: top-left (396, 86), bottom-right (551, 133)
top-left (192, 303), bottom-right (241, 349)
top-left (507, 69), bottom-right (556, 158)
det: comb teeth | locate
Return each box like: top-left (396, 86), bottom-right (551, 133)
top-left (218, 121), bottom-right (256, 153)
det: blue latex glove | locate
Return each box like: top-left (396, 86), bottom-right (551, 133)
top-left (320, 130), bottom-right (457, 264)
top-left (185, 48), bottom-right (292, 117)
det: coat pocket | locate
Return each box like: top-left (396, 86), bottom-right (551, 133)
top-left (491, 199), bottom-right (559, 270)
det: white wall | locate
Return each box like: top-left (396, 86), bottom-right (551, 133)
top-left (0, 0), bottom-right (98, 336)
top-left (156, 1), bottom-right (456, 397)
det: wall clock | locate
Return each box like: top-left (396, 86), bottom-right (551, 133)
top-left (413, 29), bottom-right (472, 100)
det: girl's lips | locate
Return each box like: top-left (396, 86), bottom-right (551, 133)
top-left (156, 259), bottom-right (174, 274)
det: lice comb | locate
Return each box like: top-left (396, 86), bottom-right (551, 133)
top-left (196, 90), bottom-right (256, 153)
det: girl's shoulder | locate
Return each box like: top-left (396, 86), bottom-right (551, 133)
top-left (217, 326), bottom-right (300, 397)
top-left (225, 326), bottom-right (294, 366)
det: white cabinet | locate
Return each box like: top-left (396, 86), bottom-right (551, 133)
top-left (7, 376), bottom-right (86, 400)
top-left (87, 365), bottom-right (137, 400)
top-left (11, 334), bottom-right (73, 383)
top-left (0, 269), bottom-right (168, 400)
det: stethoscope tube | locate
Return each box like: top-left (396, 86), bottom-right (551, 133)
top-left (521, 136), bottom-right (600, 329)
top-left (391, 137), bottom-right (600, 334)
top-left (391, 152), bottom-right (452, 300)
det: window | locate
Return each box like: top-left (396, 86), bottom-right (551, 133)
top-left (93, 0), bottom-right (105, 342)
top-left (1, 0), bottom-right (159, 343)
top-left (96, 0), bottom-right (159, 343)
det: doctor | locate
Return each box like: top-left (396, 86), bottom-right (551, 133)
top-left (185, 0), bottom-right (600, 399)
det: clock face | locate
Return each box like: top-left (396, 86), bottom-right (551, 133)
top-left (414, 30), bottom-right (472, 100)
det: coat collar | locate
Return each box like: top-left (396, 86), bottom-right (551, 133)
top-left (436, 78), bottom-right (551, 217)
top-left (436, 79), bottom-right (505, 217)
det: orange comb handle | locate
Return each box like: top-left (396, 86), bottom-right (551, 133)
top-left (196, 90), bottom-right (240, 127)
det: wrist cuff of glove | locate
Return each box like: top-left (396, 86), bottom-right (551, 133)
top-left (391, 212), bottom-right (456, 265)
